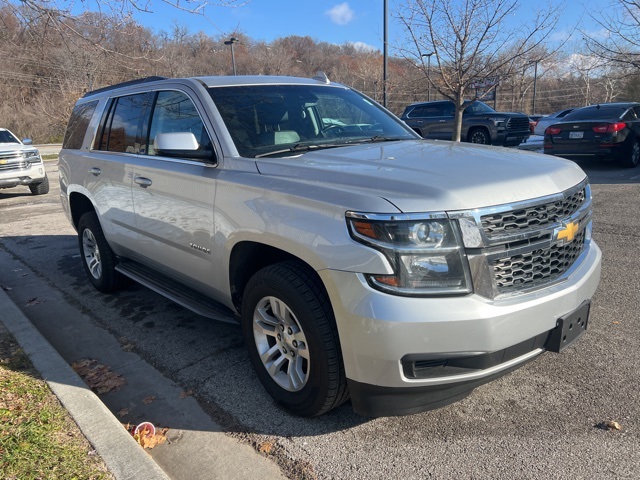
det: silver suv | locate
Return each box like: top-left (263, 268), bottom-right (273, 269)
top-left (59, 74), bottom-right (601, 417)
top-left (0, 128), bottom-right (49, 195)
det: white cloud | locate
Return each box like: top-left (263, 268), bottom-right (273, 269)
top-left (325, 3), bottom-right (355, 26)
top-left (348, 41), bottom-right (378, 52)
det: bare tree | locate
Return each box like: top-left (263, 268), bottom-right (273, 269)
top-left (585, 0), bottom-right (640, 70)
top-left (395, 0), bottom-right (558, 141)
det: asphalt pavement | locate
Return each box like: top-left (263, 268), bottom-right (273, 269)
top-left (1, 146), bottom-right (639, 479)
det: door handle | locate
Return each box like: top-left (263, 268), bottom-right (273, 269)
top-left (134, 176), bottom-right (152, 188)
top-left (88, 167), bottom-right (101, 176)
top-left (439, 120), bottom-right (446, 123)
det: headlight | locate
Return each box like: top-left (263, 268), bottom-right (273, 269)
top-left (346, 212), bottom-right (472, 296)
top-left (491, 117), bottom-right (506, 126)
top-left (21, 150), bottom-right (41, 163)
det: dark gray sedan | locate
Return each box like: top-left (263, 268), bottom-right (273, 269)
top-left (543, 102), bottom-right (640, 168)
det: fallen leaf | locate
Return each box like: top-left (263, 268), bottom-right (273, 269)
top-left (72, 358), bottom-right (126, 394)
top-left (597, 420), bottom-right (622, 431)
top-left (117, 408), bottom-right (129, 417)
top-left (612, 321), bottom-right (620, 325)
top-left (179, 389), bottom-right (194, 399)
top-left (25, 297), bottom-right (46, 307)
top-left (142, 395), bottom-right (156, 405)
top-left (258, 441), bottom-right (275, 455)
top-left (133, 424), bottom-right (168, 449)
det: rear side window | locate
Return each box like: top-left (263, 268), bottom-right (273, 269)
top-left (98, 93), bottom-right (153, 153)
top-left (408, 105), bottom-right (442, 117)
top-left (63, 101), bottom-right (98, 150)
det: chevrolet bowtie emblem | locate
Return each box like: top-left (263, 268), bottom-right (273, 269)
top-left (556, 221), bottom-right (579, 243)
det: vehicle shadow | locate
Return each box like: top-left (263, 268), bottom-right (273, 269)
top-left (0, 234), bottom-right (369, 443)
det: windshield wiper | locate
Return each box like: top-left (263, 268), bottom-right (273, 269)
top-left (254, 143), bottom-right (343, 158)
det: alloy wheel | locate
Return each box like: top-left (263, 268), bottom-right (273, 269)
top-left (252, 296), bottom-right (310, 392)
top-left (82, 229), bottom-right (102, 280)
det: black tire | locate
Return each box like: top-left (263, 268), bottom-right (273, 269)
top-left (621, 138), bottom-right (640, 168)
top-left (77, 212), bottom-right (128, 293)
top-left (241, 261), bottom-right (348, 416)
top-left (29, 174), bottom-right (49, 195)
top-left (468, 128), bottom-right (491, 145)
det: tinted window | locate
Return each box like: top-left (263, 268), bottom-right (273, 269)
top-left (409, 105), bottom-right (442, 117)
top-left (0, 130), bottom-right (20, 144)
top-left (103, 93), bottom-right (152, 153)
top-left (63, 101), bottom-right (98, 150)
top-left (563, 105), bottom-right (629, 121)
top-left (148, 91), bottom-right (212, 158)
top-left (464, 101), bottom-right (495, 114)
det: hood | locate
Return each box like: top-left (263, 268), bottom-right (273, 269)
top-left (0, 142), bottom-right (34, 154)
top-left (255, 140), bottom-right (587, 213)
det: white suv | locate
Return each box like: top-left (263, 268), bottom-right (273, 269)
top-left (59, 74), bottom-right (601, 417)
top-left (0, 128), bottom-right (49, 195)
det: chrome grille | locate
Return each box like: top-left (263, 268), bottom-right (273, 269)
top-left (0, 151), bottom-right (22, 161)
top-left (481, 187), bottom-right (586, 238)
top-left (493, 230), bottom-right (586, 292)
top-left (0, 161), bottom-right (29, 172)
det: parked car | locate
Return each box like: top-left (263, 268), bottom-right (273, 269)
top-left (400, 100), bottom-right (531, 146)
top-left (544, 102), bottom-right (640, 168)
top-left (59, 74), bottom-right (601, 417)
top-left (528, 114), bottom-right (545, 133)
top-left (0, 128), bottom-right (49, 195)
top-left (533, 108), bottom-right (576, 136)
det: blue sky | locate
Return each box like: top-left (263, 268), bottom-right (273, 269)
top-left (109, 0), bottom-right (601, 51)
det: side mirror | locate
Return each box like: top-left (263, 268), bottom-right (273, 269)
top-left (153, 132), bottom-right (215, 162)
top-left (22, 138), bottom-right (33, 145)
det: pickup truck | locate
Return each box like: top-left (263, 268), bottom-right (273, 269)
top-left (59, 74), bottom-right (601, 417)
top-left (401, 100), bottom-right (531, 146)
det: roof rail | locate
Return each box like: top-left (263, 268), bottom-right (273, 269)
top-left (83, 76), bottom-right (167, 98)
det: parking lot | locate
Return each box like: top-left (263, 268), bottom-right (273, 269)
top-left (1, 157), bottom-right (639, 479)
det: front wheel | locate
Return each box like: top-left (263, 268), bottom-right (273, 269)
top-left (468, 128), bottom-right (491, 145)
top-left (241, 261), bottom-right (348, 416)
top-left (77, 212), bottom-right (128, 292)
top-left (29, 174), bottom-right (49, 195)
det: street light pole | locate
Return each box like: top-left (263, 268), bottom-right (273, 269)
top-left (421, 53), bottom-right (434, 102)
top-left (224, 37), bottom-right (239, 75)
top-left (532, 59), bottom-right (539, 114)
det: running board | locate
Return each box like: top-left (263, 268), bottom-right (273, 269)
top-left (115, 261), bottom-right (237, 324)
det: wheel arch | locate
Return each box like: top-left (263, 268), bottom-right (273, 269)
top-left (69, 191), bottom-right (97, 230)
top-left (229, 241), bottom-right (330, 315)
top-left (465, 126), bottom-right (491, 144)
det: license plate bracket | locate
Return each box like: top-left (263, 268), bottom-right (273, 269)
top-left (547, 301), bottom-right (590, 353)
top-left (569, 131), bottom-right (584, 139)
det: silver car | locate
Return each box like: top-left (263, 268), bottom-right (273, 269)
top-left (533, 108), bottom-right (576, 136)
top-left (59, 75), bottom-right (601, 417)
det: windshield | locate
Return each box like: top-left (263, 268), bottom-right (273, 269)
top-left (463, 101), bottom-right (496, 114)
top-left (208, 84), bottom-right (416, 158)
top-left (0, 130), bottom-right (20, 144)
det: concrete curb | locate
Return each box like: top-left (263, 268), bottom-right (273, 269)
top-left (0, 288), bottom-right (170, 480)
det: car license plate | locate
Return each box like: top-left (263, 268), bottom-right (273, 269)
top-left (547, 301), bottom-right (590, 353)
top-left (569, 131), bottom-right (584, 139)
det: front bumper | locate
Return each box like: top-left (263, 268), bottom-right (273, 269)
top-left (320, 240), bottom-right (601, 416)
top-left (496, 130), bottom-right (530, 146)
top-left (0, 163), bottom-right (46, 188)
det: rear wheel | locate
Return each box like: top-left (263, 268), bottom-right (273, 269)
top-left (468, 128), bottom-right (490, 145)
top-left (29, 174), bottom-right (49, 195)
top-left (621, 138), bottom-right (640, 168)
top-left (241, 261), bottom-right (348, 416)
top-left (77, 212), bottom-right (128, 292)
